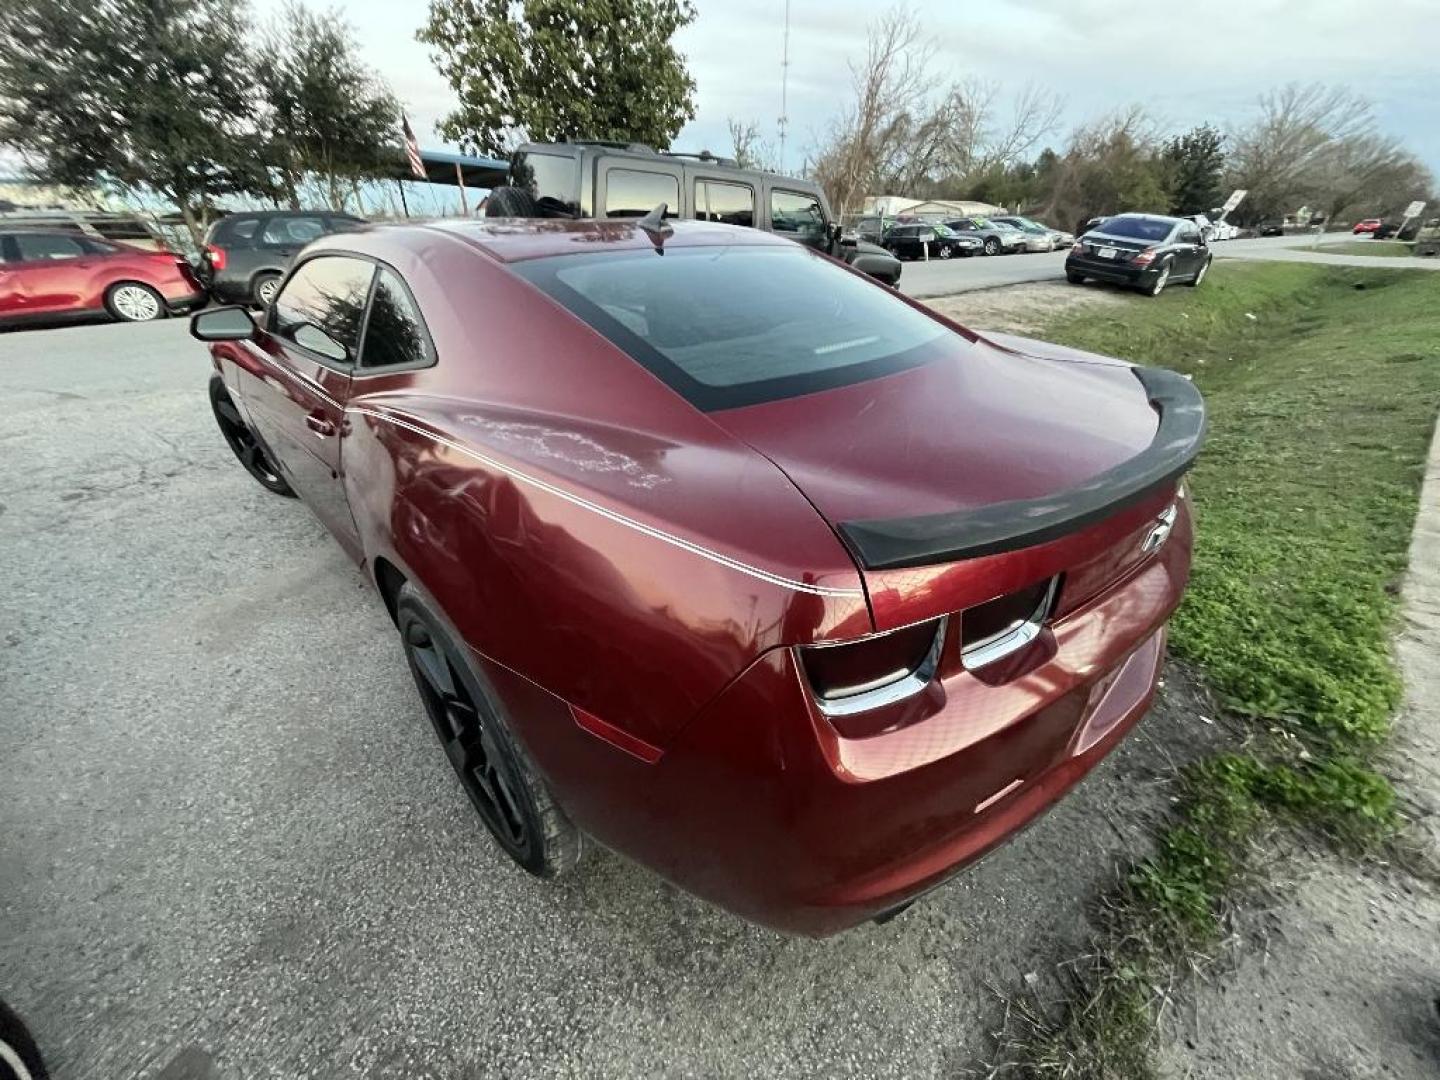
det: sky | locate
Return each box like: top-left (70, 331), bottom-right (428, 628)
top-left (249, 0), bottom-right (1440, 184)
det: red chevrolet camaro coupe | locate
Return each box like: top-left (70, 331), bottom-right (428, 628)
top-left (191, 217), bottom-right (1203, 935)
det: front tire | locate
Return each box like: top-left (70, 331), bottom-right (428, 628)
top-left (1066, 271), bottom-right (1085, 284)
top-left (209, 378), bottom-right (294, 496)
top-left (396, 583), bottom-right (581, 879)
top-left (105, 282), bottom-right (165, 322)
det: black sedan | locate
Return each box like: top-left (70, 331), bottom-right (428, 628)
top-left (1065, 213), bottom-right (1212, 297)
top-left (884, 223), bottom-right (984, 260)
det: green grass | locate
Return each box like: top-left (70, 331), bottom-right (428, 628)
top-left (995, 263), bottom-right (1440, 1077)
top-left (1315, 239), bottom-right (1414, 257)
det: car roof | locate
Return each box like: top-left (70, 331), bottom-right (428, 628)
top-left (362, 217), bottom-right (796, 263)
top-left (1108, 212), bottom-right (1187, 226)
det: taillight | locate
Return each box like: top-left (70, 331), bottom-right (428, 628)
top-left (960, 577), bottom-right (1058, 671)
top-left (204, 244), bottom-right (227, 271)
top-left (799, 618), bottom-right (945, 717)
top-left (1132, 248), bottom-right (1158, 266)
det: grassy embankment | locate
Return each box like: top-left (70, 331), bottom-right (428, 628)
top-left (1315, 239), bottom-right (1415, 257)
top-left (1002, 263), bottom-right (1440, 1077)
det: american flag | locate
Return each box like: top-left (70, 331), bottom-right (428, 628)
top-left (402, 114), bottom-right (426, 180)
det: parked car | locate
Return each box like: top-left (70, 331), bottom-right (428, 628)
top-left (492, 140), bottom-right (902, 286)
top-left (191, 217), bottom-right (1203, 935)
top-left (991, 215), bottom-right (1072, 252)
top-left (850, 215), bottom-right (889, 244)
top-left (1352, 218), bottom-right (1383, 235)
top-left (1065, 213), bottom-right (1212, 296)
top-left (884, 223), bottom-right (983, 259)
top-left (200, 210), bottom-right (366, 307)
top-left (943, 217), bottom-right (1025, 255)
top-left (0, 227), bottom-right (206, 326)
top-left (1257, 220), bottom-right (1286, 237)
top-left (1186, 214), bottom-right (1238, 242)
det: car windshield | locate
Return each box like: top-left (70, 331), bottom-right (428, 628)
top-left (515, 245), bottom-right (951, 411)
top-left (1095, 217), bottom-right (1175, 242)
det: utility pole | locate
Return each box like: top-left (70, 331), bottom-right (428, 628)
top-left (778, 0), bottom-right (790, 174)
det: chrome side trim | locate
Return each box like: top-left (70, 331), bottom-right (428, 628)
top-left (348, 405), bottom-right (865, 599)
top-left (960, 577), bottom-right (1059, 671)
top-left (811, 617), bottom-right (948, 717)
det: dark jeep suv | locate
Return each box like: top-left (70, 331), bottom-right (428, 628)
top-left (490, 141), bottom-right (902, 286)
top-left (200, 210), bottom-right (365, 307)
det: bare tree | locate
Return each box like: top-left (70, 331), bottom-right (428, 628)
top-left (1226, 83), bottom-right (1382, 221)
top-left (727, 117), bottom-right (776, 172)
top-left (809, 7), bottom-right (1061, 215)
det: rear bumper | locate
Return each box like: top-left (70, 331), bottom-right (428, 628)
top-left (490, 505), bottom-right (1193, 936)
top-left (1066, 254), bottom-right (1158, 285)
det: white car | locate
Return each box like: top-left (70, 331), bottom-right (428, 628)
top-left (1187, 214), bottom-right (1238, 242)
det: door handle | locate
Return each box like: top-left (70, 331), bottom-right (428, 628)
top-left (305, 413), bottom-right (335, 437)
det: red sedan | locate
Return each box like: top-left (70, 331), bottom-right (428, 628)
top-left (0, 228), bottom-right (206, 327)
top-left (191, 218), bottom-right (1203, 935)
top-left (1352, 218), bottom-right (1383, 234)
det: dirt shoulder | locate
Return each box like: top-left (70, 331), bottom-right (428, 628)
top-left (925, 281), bottom-right (1124, 336)
top-left (1156, 422), bottom-right (1440, 1080)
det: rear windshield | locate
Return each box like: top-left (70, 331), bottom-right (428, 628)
top-left (1096, 217), bottom-right (1175, 242)
top-left (514, 245), bottom-right (950, 411)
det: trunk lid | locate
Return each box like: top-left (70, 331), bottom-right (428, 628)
top-left (711, 335), bottom-right (1189, 628)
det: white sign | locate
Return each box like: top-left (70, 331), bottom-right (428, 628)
top-left (1221, 189), bottom-right (1248, 215)
top-left (1403, 200), bottom-right (1426, 220)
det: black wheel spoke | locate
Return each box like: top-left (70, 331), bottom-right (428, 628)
top-left (410, 639), bottom-right (457, 699)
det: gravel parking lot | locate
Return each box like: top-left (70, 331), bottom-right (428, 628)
top-left (0, 316), bottom-right (1212, 1079)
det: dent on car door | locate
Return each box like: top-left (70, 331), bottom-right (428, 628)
top-left (245, 254), bottom-right (372, 559)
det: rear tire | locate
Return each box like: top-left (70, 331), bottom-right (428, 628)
top-left (104, 282), bottom-right (165, 322)
top-left (1188, 258), bottom-right (1211, 287)
top-left (396, 583), bottom-right (581, 878)
top-left (485, 186), bottom-right (539, 218)
top-left (983, 237), bottom-right (1000, 256)
top-left (251, 272), bottom-right (282, 309)
top-left (938, 243), bottom-right (953, 259)
top-left (1144, 260), bottom-right (1172, 297)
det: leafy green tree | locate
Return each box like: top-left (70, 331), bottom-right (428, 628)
top-left (1163, 124), bottom-right (1226, 215)
top-left (0, 0), bottom-right (273, 248)
top-left (264, 2), bottom-right (401, 210)
top-left (418, 0), bottom-right (697, 156)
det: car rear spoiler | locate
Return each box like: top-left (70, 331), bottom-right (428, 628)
top-left (837, 365), bottom-right (1206, 570)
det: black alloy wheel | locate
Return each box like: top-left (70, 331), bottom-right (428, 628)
top-left (395, 584), bottom-right (580, 878)
top-left (209, 379), bottom-right (294, 496)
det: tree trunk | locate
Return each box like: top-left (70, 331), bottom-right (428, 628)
top-left (177, 202), bottom-right (206, 255)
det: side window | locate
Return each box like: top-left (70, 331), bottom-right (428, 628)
top-left (1178, 226), bottom-right (1201, 244)
top-left (358, 268), bottom-right (433, 370)
top-left (511, 153), bottom-right (580, 216)
top-left (14, 233), bottom-right (87, 261)
top-left (270, 255), bottom-right (374, 364)
top-left (696, 180), bottom-right (755, 228)
top-left (220, 217), bottom-right (261, 245)
top-left (260, 216), bottom-right (326, 246)
top-left (604, 169), bottom-right (680, 218)
top-left (770, 190), bottom-right (827, 244)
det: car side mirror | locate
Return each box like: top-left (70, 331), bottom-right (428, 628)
top-left (190, 305), bottom-right (256, 342)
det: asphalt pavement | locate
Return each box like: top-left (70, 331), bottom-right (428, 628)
top-left (1, 317), bottom-right (1209, 1079)
top-left (896, 233), bottom-right (1438, 299)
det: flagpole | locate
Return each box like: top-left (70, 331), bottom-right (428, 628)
top-left (397, 179), bottom-right (410, 219)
